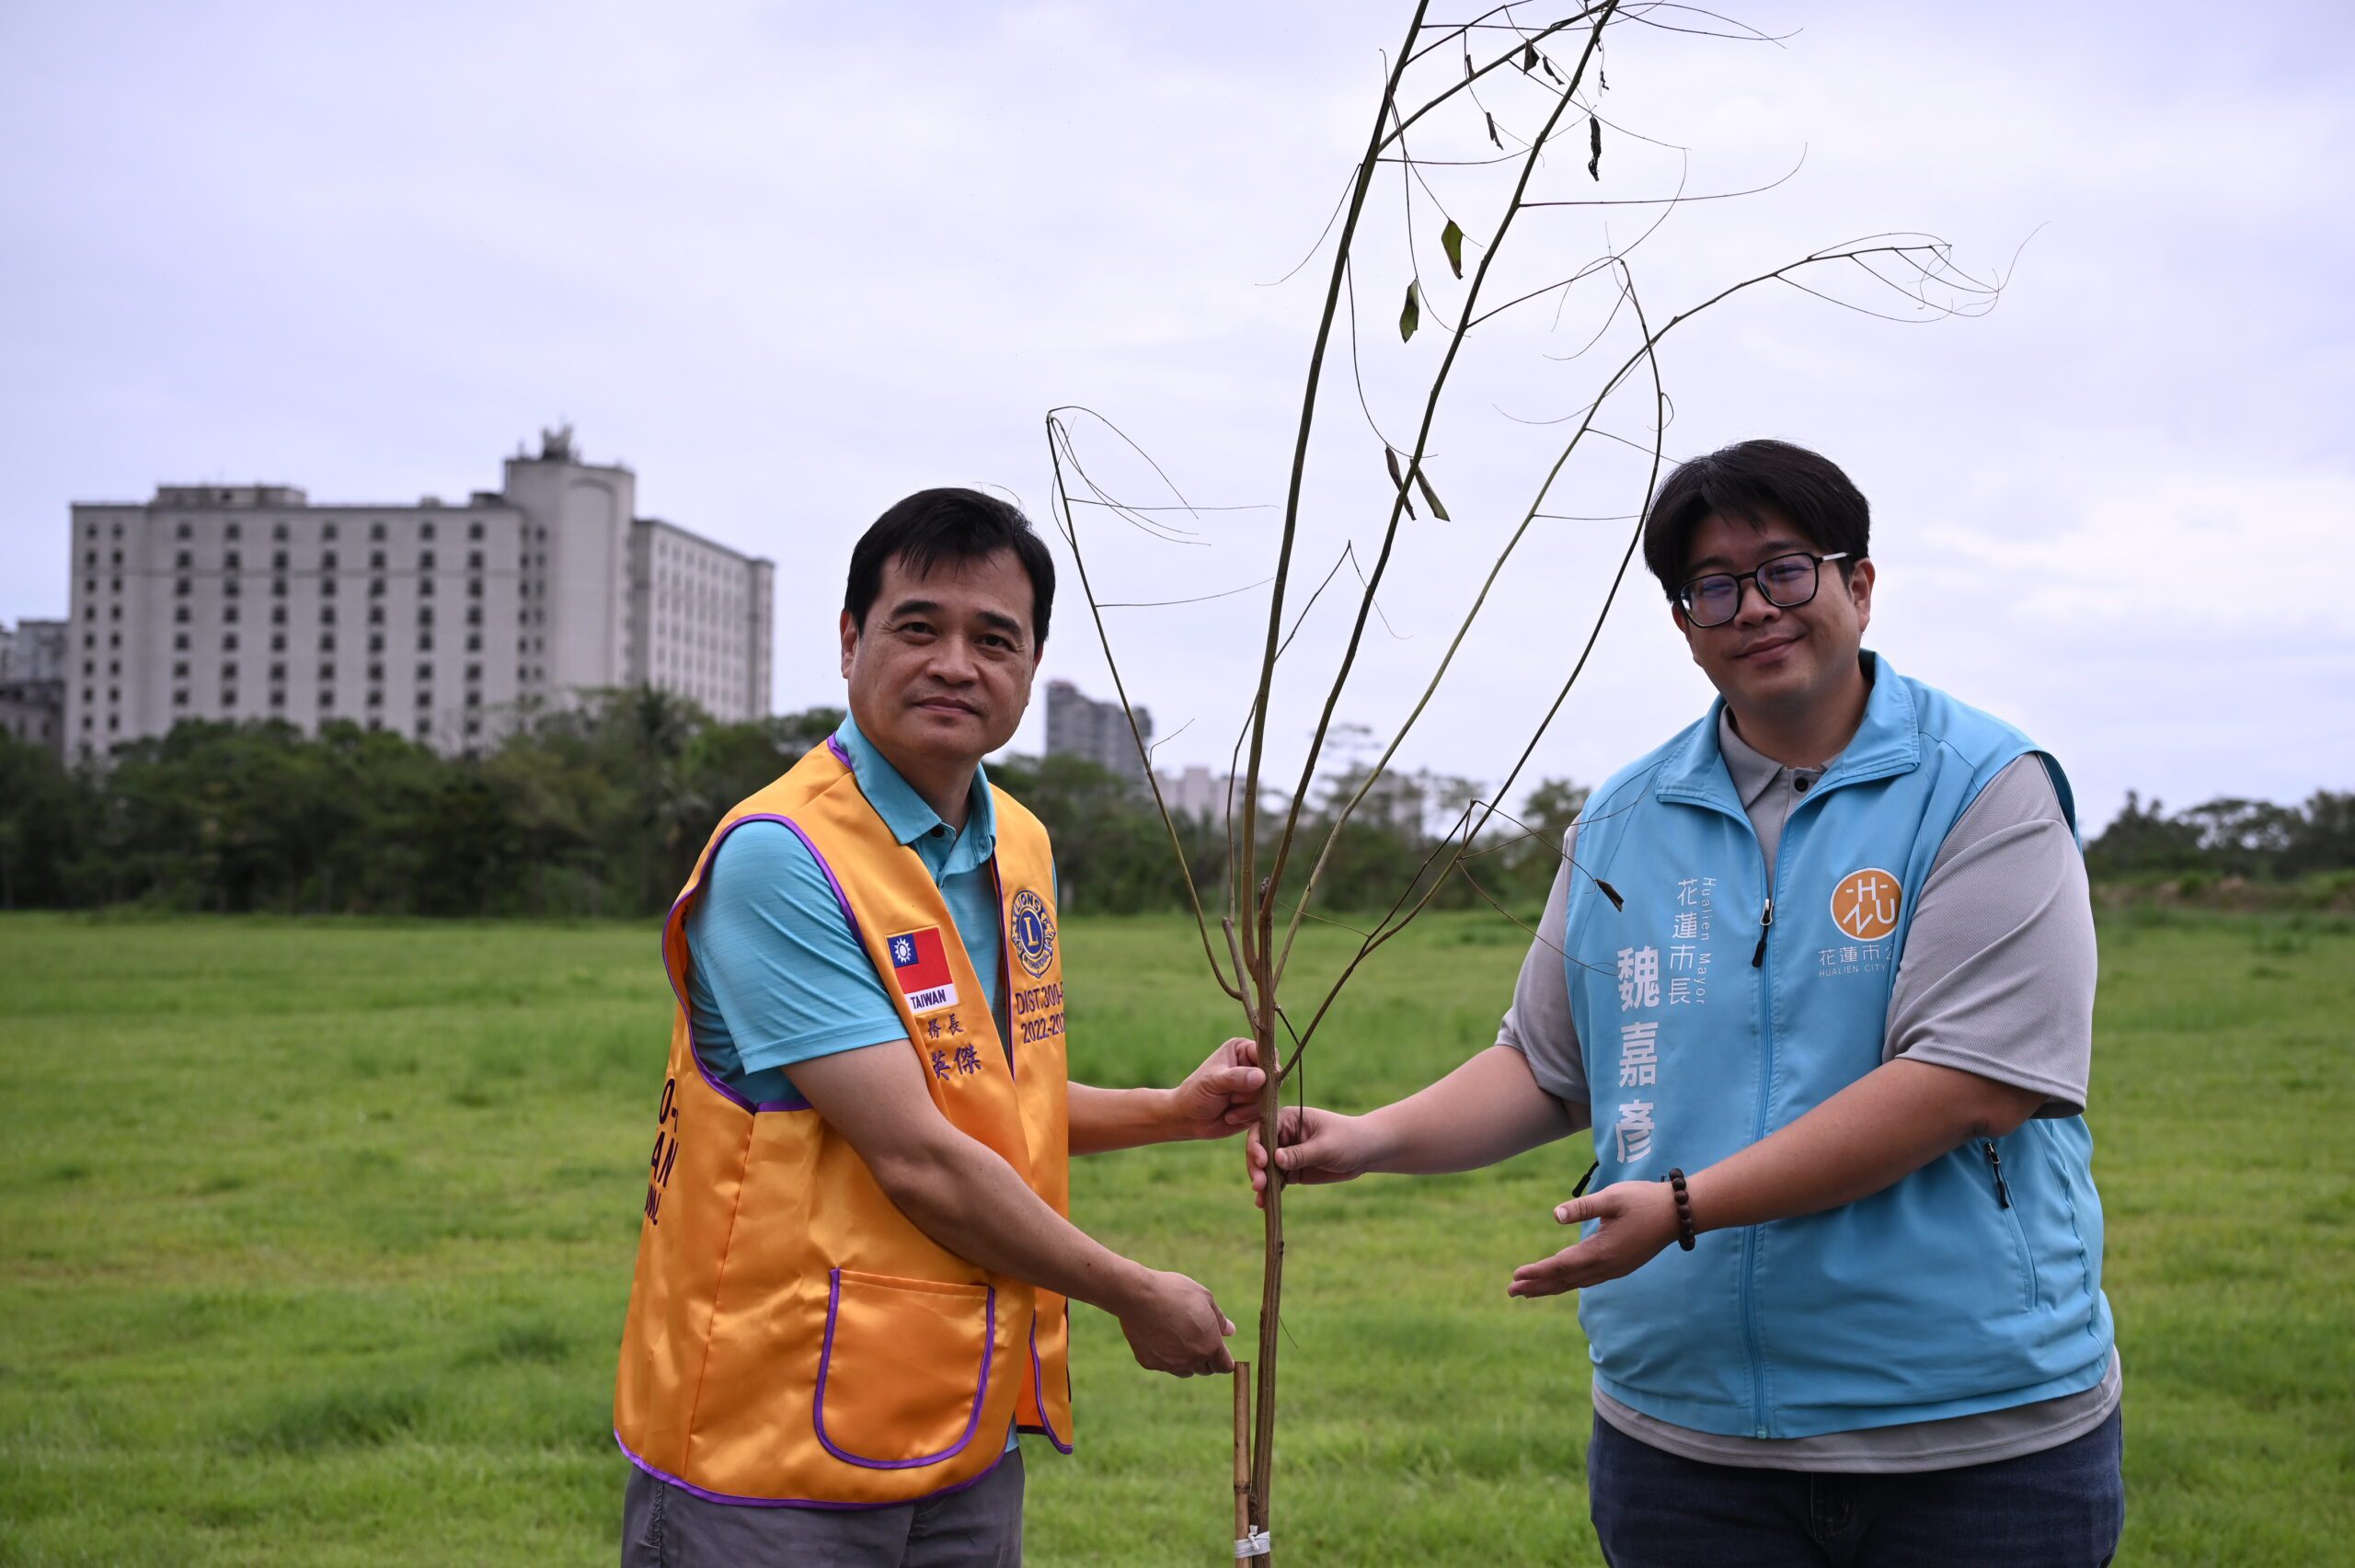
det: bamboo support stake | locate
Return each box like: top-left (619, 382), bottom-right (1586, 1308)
top-left (1232, 1361), bottom-right (1252, 1550)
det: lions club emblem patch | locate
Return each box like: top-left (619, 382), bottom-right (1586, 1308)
top-left (1011, 888), bottom-right (1057, 979)
top-left (1830, 867), bottom-right (1902, 943)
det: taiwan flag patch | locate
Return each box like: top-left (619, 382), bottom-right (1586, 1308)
top-left (886, 928), bottom-right (959, 1013)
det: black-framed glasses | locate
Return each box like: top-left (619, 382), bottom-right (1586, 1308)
top-left (1677, 551), bottom-right (1851, 628)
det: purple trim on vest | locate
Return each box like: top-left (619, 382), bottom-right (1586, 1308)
top-left (663, 810), bottom-right (863, 1116)
top-left (827, 734), bottom-right (852, 768)
top-left (1022, 1313), bottom-right (1074, 1453)
top-left (812, 1269), bottom-right (996, 1471)
top-left (614, 1429), bottom-right (1013, 1512)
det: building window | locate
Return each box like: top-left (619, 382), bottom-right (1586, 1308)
top-left (222, 689), bottom-right (238, 707)
top-left (175, 577), bottom-right (192, 599)
top-left (467, 578), bottom-right (482, 599)
top-left (320, 633), bottom-right (337, 653)
top-left (224, 634), bottom-right (239, 652)
top-left (369, 578), bottom-right (385, 599)
top-left (467, 550), bottom-right (483, 569)
top-left (420, 550), bottom-right (435, 570)
top-left (224, 604), bottom-right (239, 624)
top-left (369, 550), bottom-right (385, 570)
top-left (270, 662), bottom-right (286, 681)
top-left (108, 715), bottom-right (119, 733)
top-left (370, 523), bottom-right (385, 542)
top-left (415, 663), bottom-right (431, 682)
top-left (270, 634), bottom-right (286, 653)
top-left (224, 578), bottom-right (240, 600)
top-left (272, 551), bottom-right (288, 570)
top-left (419, 577), bottom-right (434, 598)
top-left (465, 663), bottom-right (482, 682)
top-left (174, 690), bottom-right (190, 708)
top-left (465, 633), bottom-right (481, 653)
top-left (468, 522), bottom-right (483, 541)
top-left (420, 521), bottom-right (435, 542)
top-left (466, 606), bottom-right (483, 626)
top-left (368, 606), bottom-right (385, 626)
top-left (173, 662), bottom-right (189, 679)
top-left (419, 633), bottom-right (433, 653)
top-left (321, 577), bottom-right (337, 598)
top-left (225, 551), bottom-right (241, 570)
top-left (414, 717), bottom-right (431, 738)
top-left (321, 606), bottom-right (337, 626)
top-left (174, 633), bottom-right (190, 651)
top-left (176, 522), bottom-right (192, 541)
top-left (272, 578), bottom-right (288, 598)
top-left (366, 691), bottom-right (383, 709)
top-left (319, 663), bottom-right (335, 682)
top-left (175, 606), bottom-right (190, 625)
top-left (176, 550), bottom-right (191, 569)
top-left (225, 521), bottom-right (241, 541)
top-left (368, 662), bottom-right (385, 681)
top-left (271, 605), bottom-right (288, 625)
top-left (273, 523), bottom-right (289, 542)
top-left (464, 690), bottom-right (481, 709)
top-left (368, 636), bottom-right (385, 657)
top-left (324, 522), bottom-right (338, 542)
top-left (465, 717), bottom-right (481, 737)
top-left (269, 690), bottom-right (286, 709)
top-left (323, 551), bottom-right (338, 571)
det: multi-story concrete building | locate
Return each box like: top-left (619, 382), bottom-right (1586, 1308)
top-left (60, 428), bottom-right (772, 760)
top-left (0, 618), bottom-right (68, 755)
top-left (1044, 678), bottom-right (1152, 791)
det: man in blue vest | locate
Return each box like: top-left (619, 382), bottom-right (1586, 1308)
top-left (1249, 441), bottom-right (2122, 1565)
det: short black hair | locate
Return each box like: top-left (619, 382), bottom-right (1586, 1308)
top-left (1640, 440), bottom-right (1869, 600)
top-left (844, 487), bottom-right (1056, 648)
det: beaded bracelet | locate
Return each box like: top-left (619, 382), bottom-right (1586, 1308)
top-left (1665, 1167), bottom-right (1697, 1252)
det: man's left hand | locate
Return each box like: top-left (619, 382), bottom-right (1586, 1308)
top-left (1167, 1036), bottom-right (1267, 1141)
top-left (1507, 1179), bottom-right (1682, 1298)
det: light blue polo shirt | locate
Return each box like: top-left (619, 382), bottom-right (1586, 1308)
top-left (684, 715), bottom-right (1017, 1104)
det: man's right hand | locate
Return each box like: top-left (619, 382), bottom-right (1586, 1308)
top-left (1246, 1105), bottom-right (1377, 1207)
top-left (1114, 1268), bottom-right (1235, 1378)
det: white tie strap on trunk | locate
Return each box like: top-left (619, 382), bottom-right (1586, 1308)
top-left (1233, 1528), bottom-right (1272, 1559)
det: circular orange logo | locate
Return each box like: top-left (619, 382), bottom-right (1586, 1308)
top-left (1830, 868), bottom-right (1902, 942)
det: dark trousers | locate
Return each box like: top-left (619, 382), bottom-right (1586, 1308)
top-left (622, 1448), bottom-right (1024, 1568)
top-left (1588, 1408), bottom-right (2124, 1568)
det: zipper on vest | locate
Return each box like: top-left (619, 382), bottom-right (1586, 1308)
top-left (1750, 898), bottom-right (1774, 968)
top-left (1982, 1139), bottom-right (2012, 1208)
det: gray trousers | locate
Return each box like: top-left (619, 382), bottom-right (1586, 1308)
top-left (622, 1449), bottom-right (1024, 1568)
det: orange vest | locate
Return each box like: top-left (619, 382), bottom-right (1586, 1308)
top-left (614, 736), bottom-right (1074, 1506)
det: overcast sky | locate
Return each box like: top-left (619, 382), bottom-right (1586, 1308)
top-left (4, 0), bottom-right (2349, 828)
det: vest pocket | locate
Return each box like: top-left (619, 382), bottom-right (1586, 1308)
top-left (813, 1268), bottom-right (996, 1469)
top-left (1984, 1140), bottom-right (2040, 1312)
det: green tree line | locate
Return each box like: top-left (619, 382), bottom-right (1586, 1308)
top-left (0, 696), bottom-right (1586, 919)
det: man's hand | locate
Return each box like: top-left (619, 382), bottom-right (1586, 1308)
top-left (1507, 1179), bottom-right (1680, 1299)
top-left (1112, 1268), bottom-right (1236, 1378)
top-left (1245, 1105), bottom-right (1379, 1207)
top-left (1166, 1036), bottom-right (1268, 1141)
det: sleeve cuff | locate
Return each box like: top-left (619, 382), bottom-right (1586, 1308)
top-left (734, 1019), bottom-right (912, 1079)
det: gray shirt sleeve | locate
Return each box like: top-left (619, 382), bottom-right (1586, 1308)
top-left (1884, 754), bottom-right (2098, 1117)
top-left (1494, 825), bottom-right (1593, 1128)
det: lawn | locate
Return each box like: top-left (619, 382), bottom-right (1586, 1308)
top-left (0, 908), bottom-right (2348, 1564)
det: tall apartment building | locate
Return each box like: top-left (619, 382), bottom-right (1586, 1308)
top-left (0, 618), bottom-right (68, 754)
top-left (60, 429), bottom-right (773, 760)
top-left (1043, 678), bottom-right (1152, 790)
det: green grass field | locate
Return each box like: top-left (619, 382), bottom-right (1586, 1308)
top-left (0, 908), bottom-right (2348, 1565)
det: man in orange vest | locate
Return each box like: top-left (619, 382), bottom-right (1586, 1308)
top-left (615, 488), bottom-right (1259, 1565)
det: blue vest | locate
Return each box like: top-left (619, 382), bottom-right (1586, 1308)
top-left (1563, 655), bottom-right (2114, 1438)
